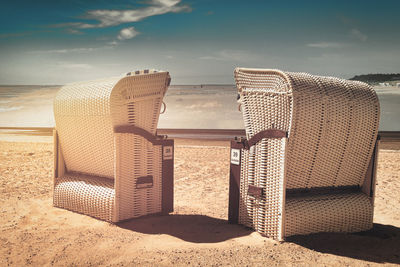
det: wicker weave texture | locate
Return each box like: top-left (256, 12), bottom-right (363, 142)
top-left (234, 68), bottom-right (380, 239)
top-left (236, 69), bottom-right (291, 239)
top-left (54, 70), bottom-right (169, 178)
top-left (110, 71), bottom-right (169, 133)
top-left (235, 68), bottom-right (380, 190)
top-left (285, 74), bottom-right (380, 189)
top-left (238, 139), bottom-right (286, 239)
top-left (114, 134), bottom-right (162, 220)
top-left (55, 78), bottom-right (119, 178)
top-left (54, 173), bottom-right (115, 221)
top-left (54, 70), bottom-right (170, 222)
top-left (238, 148), bottom-right (253, 228)
top-left (285, 192), bottom-right (373, 236)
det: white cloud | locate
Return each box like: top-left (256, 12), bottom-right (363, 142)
top-left (29, 47), bottom-right (96, 54)
top-left (117, 27), bottom-right (139, 40)
top-left (149, 0), bottom-right (181, 7)
top-left (57, 62), bottom-right (93, 69)
top-left (0, 106), bottom-right (23, 113)
top-left (105, 41), bottom-right (119, 48)
top-left (66, 28), bottom-right (83, 35)
top-left (199, 55), bottom-right (222, 60)
top-left (51, 0), bottom-right (191, 43)
top-left (307, 30), bottom-right (367, 50)
top-left (339, 15), bottom-right (368, 42)
top-left (307, 42), bottom-right (346, 48)
top-left (199, 49), bottom-right (259, 62)
top-left (350, 28), bottom-right (367, 42)
top-left (60, 0), bottom-right (191, 30)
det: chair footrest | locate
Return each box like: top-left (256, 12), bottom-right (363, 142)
top-left (284, 192), bottom-right (373, 237)
top-left (54, 173), bottom-right (115, 222)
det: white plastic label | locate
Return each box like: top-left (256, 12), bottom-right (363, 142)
top-left (163, 146), bottom-right (173, 160)
top-left (230, 148), bottom-right (241, 165)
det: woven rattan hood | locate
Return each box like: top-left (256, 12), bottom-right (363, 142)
top-left (54, 70), bottom-right (170, 179)
top-left (235, 67), bottom-right (380, 189)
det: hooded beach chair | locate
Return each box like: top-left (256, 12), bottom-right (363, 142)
top-left (53, 70), bottom-right (174, 222)
top-left (228, 68), bottom-right (380, 240)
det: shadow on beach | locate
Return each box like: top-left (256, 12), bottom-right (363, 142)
top-left (117, 214), bottom-right (252, 243)
top-left (287, 223), bottom-right (400, 264)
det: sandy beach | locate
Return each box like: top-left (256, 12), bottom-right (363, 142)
top-left (1, 137), bottom-right (399, 266)
top-left (1, 0), bottom-right (400, 265)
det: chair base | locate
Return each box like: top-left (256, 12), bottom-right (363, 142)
top-left (228, 138), bottom-right (379, 240)
top-left (54, 173), bottom-right (115, 222)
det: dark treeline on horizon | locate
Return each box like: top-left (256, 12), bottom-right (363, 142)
top-left (350, 74), bottom-right (400, 84)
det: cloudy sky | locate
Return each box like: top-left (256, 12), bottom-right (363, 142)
top-left (0, 0), bottom-right (399, 85)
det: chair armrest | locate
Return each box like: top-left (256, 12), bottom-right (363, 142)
top-left (114, 125), bottom-right (167, 145)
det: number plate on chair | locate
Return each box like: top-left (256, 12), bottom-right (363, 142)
top-left (230, 148), bottom-right (241, 165)
top-left (163, 146), bottom-right (173, 160)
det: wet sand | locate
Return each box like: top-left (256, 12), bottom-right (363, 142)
top-left (0, 137), bottom-right (399, 266)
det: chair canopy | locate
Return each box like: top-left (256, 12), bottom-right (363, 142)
top-left (54, 70), bottom-right (170, 179)
top-left (235, 68), bottom-right (380, 190)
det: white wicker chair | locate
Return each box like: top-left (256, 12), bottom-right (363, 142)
top-left (229, 68), bottom-right (380, 240)
top-left (53, 70), bottom-right (174, 222)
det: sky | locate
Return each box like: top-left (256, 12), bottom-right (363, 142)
top-left (0, 0), bottom-right (399, 85)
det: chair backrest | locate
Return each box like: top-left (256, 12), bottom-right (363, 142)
top-left (235, 68), bottom-right (380, 189)
top-left (54, 70), bottom-right (170, 179)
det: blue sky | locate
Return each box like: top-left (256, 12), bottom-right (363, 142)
top-left (0, 0), bottom-right (399, 84)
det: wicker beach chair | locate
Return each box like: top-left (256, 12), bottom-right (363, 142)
top-left (53, 70), bottom-right (174, 222)
top-left (228, 68), bottom-right (380, 240)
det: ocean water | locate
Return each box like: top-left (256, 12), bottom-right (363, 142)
top-left (0, 84), bottom-right (399, 131)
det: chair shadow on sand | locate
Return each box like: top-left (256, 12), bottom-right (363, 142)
top-left (287, 223), bottom-right (400, 264)
top-left (118, 215), bottom-right (400, 263)
top-left (119, 216), bottom-right (400, 264)
top-left (117, 214), bottom-right (253, 243)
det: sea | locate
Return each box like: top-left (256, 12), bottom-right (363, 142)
top-left (0, 84), bottom-right (399, 131)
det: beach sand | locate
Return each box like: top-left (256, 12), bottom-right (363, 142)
top-left (1, 138), bottom-right (399, 266)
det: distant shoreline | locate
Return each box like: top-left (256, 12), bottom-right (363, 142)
top-left (0, 127), bottom-right (54, 136)
top-left (0, 127), bottom-right (399, 142)
top-left (0, 127), bottom-right (246, 140)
